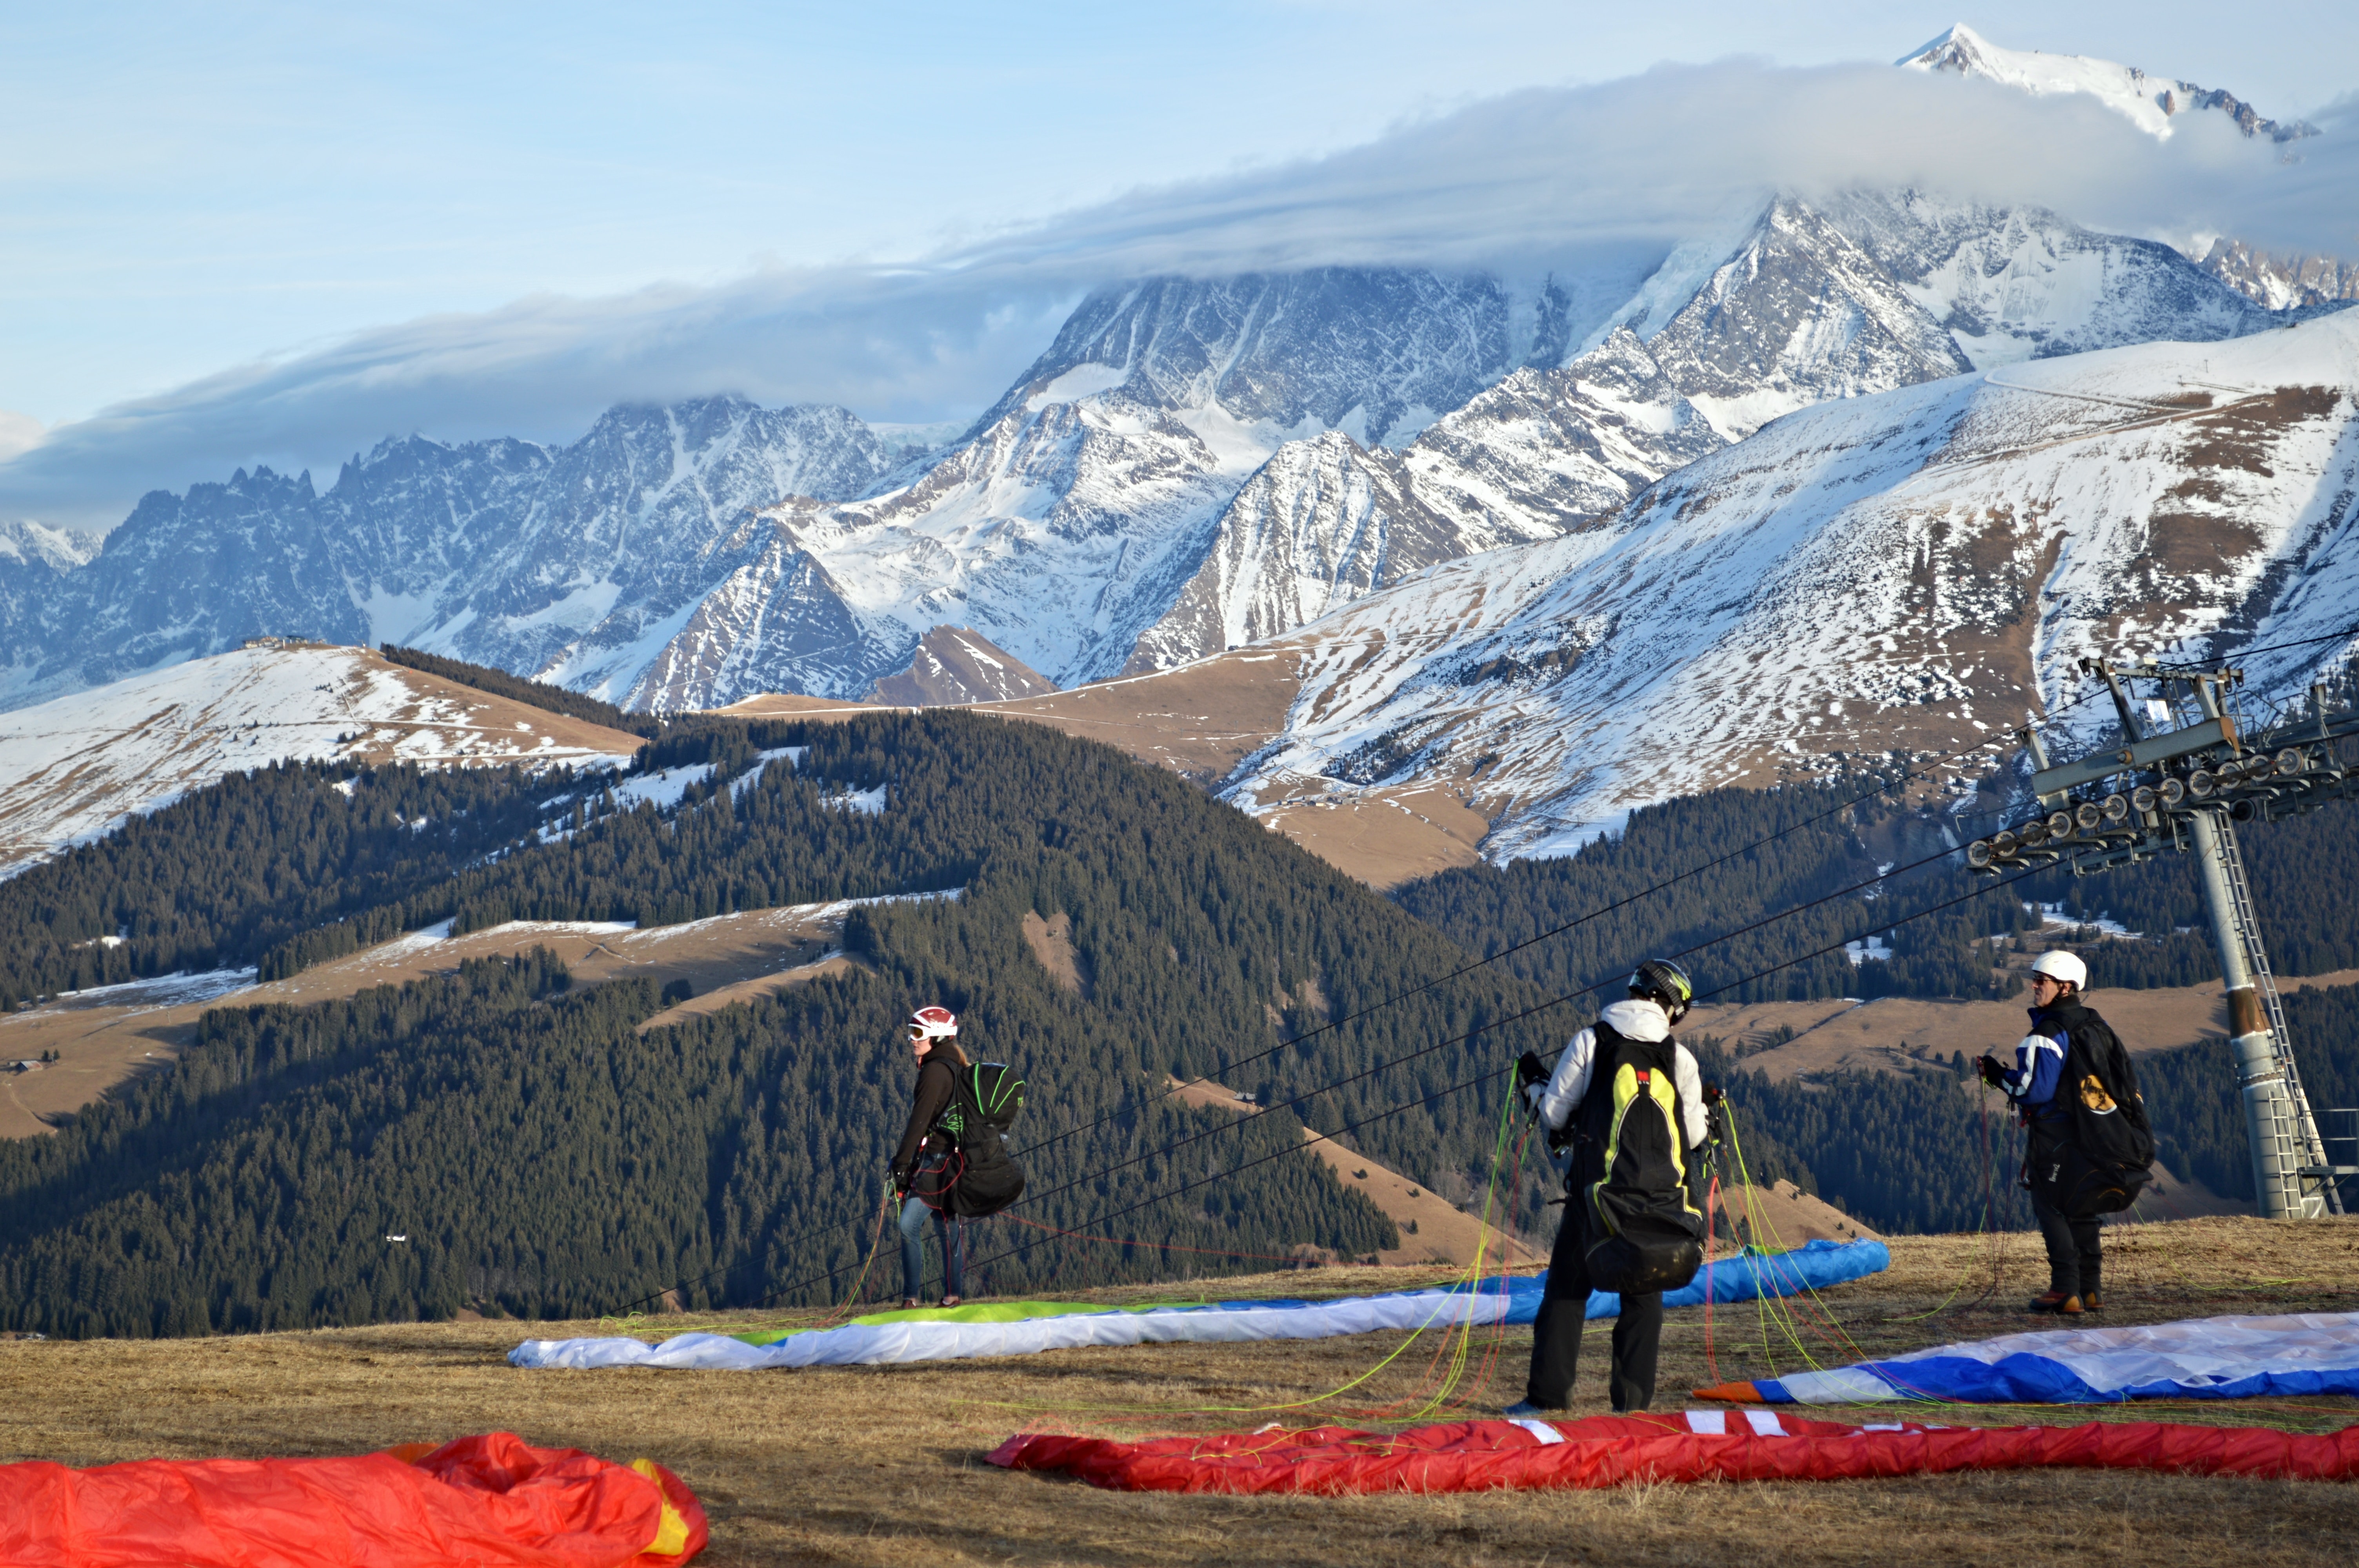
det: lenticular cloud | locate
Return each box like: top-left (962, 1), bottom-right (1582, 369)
top-left (6, 54), bottom-right (2348, 531)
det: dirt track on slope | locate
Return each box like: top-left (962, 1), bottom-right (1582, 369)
top-left (0, 906), bottom-right (865, 1137)
top-left (1686, 970), bottom-right (2359, 1083)
top-left (4, 1217), bottom-right (2354, 1568)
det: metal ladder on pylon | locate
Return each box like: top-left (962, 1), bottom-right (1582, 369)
top-left (2208, 813), bottom-right (2343, 1216)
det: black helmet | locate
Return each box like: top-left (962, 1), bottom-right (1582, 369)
top-left (1629, 958), bottom-right (1694, 1022)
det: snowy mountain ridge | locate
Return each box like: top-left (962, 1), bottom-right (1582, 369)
top-left (1220, 311), bottom-right (2359, 860)
top-left (0, 397), bottom-right (894, 711)
top-left (1, 28), bottom-right (2338, 723)
top-left (1899, 23), bottom-right (2314, 142)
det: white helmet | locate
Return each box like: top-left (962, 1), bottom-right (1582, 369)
top-left (2029, 951), bottom-right (2088, 991)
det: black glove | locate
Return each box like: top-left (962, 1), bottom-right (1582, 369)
top-left (1977, 1054), bottom-right (2008, 1090)
top-left (1704, 1099), bottom-right (1727, 1149)
top-left (1516, 1051), bottom-right (1549, 1093)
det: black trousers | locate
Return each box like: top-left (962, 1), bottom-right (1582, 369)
top-left (1525, 1206), bottom-right (1663, 1412)
top-left (2027, 1124), bottom-right (2102, 1299)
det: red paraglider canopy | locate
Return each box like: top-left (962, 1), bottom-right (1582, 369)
top-left (989, 1409), bottom-right (2359, 1495)
top-left (0, 1430), bottom-right (707, 1568)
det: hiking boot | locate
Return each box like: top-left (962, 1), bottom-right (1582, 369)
top-left (1502, 1400), bottom-right (1561, 1419)
top-left (2026, 1291), bottom-right (2084, 1315)
top-left (2080, 1293), bottom-right (2103, 1313)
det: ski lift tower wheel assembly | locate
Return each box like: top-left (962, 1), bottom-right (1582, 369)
top-left (1964, 655), bottom-right (2359, 1220)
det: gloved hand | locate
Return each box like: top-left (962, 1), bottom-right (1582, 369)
top-left (1704, 1098), bottom-right (1727, 1149)
top-left (1977, 1054), bottom-right (2009, 1090)
top-left (1516, 1051), bottom-right (1548, 1092)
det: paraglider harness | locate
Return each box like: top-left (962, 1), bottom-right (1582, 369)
top-left (910, 1062), bottom-right (1029, 1220)
top-left (2020, 1002), bottom-right (2153, 1219)
top-left (1523, 1021), bottom-right (1710, 1295)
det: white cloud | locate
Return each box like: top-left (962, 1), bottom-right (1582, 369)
top-left (0, 412), bottom-right (44, 463)
top-left (4, 57), bottom-right (2352, 532)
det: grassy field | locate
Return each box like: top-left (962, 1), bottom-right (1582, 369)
top-left (4, 1216), bottom-right (2355, 1566)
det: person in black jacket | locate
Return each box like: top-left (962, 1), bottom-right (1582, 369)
top-left (1977, 949), bottom-right (2147, 1315)
top-left (890, 1005), bottom-right (969, 1309)
top-left (1506, 959), bottom-right (1710, 1417)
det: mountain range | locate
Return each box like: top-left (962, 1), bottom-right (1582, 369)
top-left (2, 24), bottom-right (2355, 869)
top-left (1, 191), bottom-right (2310, 717)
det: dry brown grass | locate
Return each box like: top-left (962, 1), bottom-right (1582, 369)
top-left (6, 1218), bottom-right (2355, 1566)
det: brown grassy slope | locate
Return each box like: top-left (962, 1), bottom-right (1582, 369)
top-left (5, 1218), bottom-right (2354, 1567)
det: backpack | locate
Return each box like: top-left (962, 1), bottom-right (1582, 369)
top-left (2032, 1007), bottom-right (2154, 1219)
top-left (1575, 1024), bottom-right (1706, 1295)
top-left (932, 1062), bottom-right (1029, 1220)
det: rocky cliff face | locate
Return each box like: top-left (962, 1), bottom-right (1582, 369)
top-left (2201, 240), bottom-right (2359, 312)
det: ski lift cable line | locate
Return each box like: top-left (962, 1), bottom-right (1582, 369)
top-left (613, 697), bottom-right (2093, 1316)
top-left (626, 628), bottom-right (2359, 1316)
top-left (610, 808), bottom-right (1970, 1317)
top-left (998, 832), bottom-right (1976, 1223)
top-left (743, 862), bottom-right (2050, 1312)
top-left (2149, 616), bottom-right (2359, 671)
top-left (1012, 681), bottom-right (2114, 1169)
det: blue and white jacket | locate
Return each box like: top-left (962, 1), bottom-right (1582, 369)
top-left (2000, 1004), bottom-right (2072, 1121)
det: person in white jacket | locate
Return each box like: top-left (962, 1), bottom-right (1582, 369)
top-left (1505, 959), bottom-right (1709, 1416)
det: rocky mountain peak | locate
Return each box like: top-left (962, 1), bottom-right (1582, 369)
top-left (867, 626), bottom-right (1058, 706)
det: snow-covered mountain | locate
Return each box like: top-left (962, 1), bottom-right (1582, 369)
top-left (2, 29), bottom-right (2335, 720)
top-left (607, 266), bottom-right (1639, 706)
top-left (0, 521), bottom-right (100, 650)
top-left (1899, 24), bottom-right (2356, 314)
top-left (1222, 311), bottom-right (2359, 859)
top-left (0, 397), bottom-right (893, 710)
top-left (1109, 188), bottom-right (2288, 673)
top-left (0, 643), bottom-right (641, 878)
top-left (1899, 23), bottom-right (2314, 142)
top-left (619, 184), bottom-right (2300, 702)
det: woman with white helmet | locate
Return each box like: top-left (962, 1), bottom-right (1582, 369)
top-left (889, 1005), bottom-right (969, 1309)
top-left (1977, 949), bottom-right (2150, 1316)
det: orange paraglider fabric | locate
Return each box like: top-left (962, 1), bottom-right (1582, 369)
top-left (0, 1431), bottom-right (708, 1568)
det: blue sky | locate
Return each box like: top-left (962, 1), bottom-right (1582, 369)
top-left (4, 3), bottom-right (2355, 523)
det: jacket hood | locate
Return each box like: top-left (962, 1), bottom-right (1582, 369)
top-left (2029, 996), bottom-right (2095, 1032)
top-left (1599, 998), bottom-right (1672, 1042)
